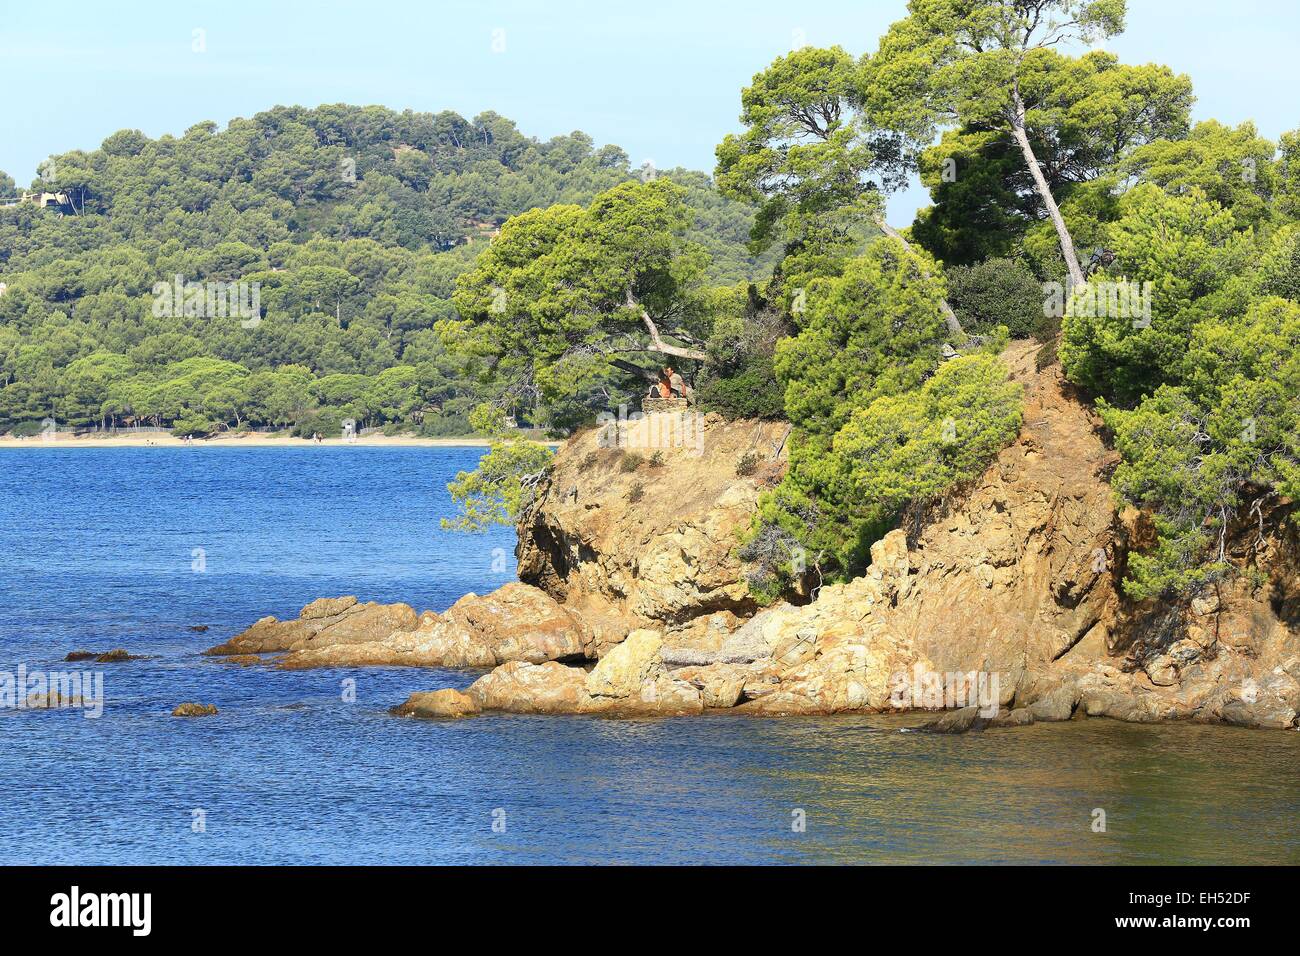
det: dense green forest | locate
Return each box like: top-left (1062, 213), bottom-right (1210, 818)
top-left (447, 0), bottom-right (1300, 605)
top-left (0, 104), bottom-right (771, 437)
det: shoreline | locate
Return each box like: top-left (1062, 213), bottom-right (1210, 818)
top-left (0, 433), bottom-right (562, 449)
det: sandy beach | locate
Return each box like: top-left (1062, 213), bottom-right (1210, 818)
top-left (0, 431), bottom-right (560, 449)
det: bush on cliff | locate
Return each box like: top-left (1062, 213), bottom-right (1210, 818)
top-left (442, 405), bottom-right (553, 532)
top-left (695, 356), bottom-right (786, 420)
top-left (738, 238), bottom-right (1024, 596)
top-left (1097, 296), bottom-right (1300, 599)
top-left (1059, 185), bottom-right (1252, 406)
top-left (694, 287), bottom-right (790, 421)
top-left (1058, 145), bottom-right (1300, 599)
top-left (946, 257), bottom-right (1047, 339)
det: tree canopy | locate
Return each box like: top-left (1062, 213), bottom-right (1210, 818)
top-left (0, 105), bottom-right (769, 437)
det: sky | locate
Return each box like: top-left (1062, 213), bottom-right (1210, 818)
top-left (1, 0), bottom-right (1296, 223)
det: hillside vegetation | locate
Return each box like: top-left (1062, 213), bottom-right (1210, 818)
top-left (0, 104), bottom-right (770, 437)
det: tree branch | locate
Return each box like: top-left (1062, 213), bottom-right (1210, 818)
top-left (624, 289), bottom-right (709, 361)
top-left (610, 358), bottom-right (658, 381)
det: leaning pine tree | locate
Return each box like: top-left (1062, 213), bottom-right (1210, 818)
top-left (715, 44), bottom-right (965, 335)
top-left (868, 0), bottom-right (1129, 289)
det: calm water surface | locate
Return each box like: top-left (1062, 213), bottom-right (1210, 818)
top-left (1, 447), bottom-right (1297, 864)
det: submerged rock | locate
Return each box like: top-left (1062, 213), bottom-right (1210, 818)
top-left (95, 649), bottom-right (136, 663)
top-left (172, 702), bottom-right (218, 717)
top-left (25, 691), bottom-right (85, 709)
top-left (218, 654), bottom-right (265, 667)
top-left (64, 648), bottom-right (142, 663)
top-left (921, 706), bottom-right (994, 734)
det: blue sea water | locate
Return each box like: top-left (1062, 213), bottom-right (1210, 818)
top-left (1, 446), bottom-right (1298, 865)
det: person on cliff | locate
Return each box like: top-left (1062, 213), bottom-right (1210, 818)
top-left (665, 366), bottom-right (693, 404)
top-left (647, 372), bottom-right (672, 399)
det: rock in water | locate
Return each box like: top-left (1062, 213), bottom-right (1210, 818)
top-left (64, 648), bottom-right (141, 663)
top-left (172, 702), bottom-right (218, 717)
top-left (468, 661), bottom-right (594, 715)
top-left (920, 706), bottom-right (992, 734)
top-left (204, 597), bottom-right (418, 657)
top-left (391, 689), bottom-right (480, 719)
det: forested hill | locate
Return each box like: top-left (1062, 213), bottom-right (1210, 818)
top-left (0, 104), bottom-right (769, 437)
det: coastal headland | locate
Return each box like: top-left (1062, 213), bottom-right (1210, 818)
top-left (206, 343), bottom-right (1300, 731)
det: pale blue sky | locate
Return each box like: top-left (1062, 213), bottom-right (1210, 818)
top-left (1, 0), bottom-right (1296, 223)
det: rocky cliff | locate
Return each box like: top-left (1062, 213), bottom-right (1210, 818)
top-left (514, 413), bottom-right (791, 652)
top-left (210, 348), bottom-right (1300, 729)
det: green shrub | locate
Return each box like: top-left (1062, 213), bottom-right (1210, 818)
top-left (171, 416), bottom-right (217, 438)
top-left (946, 257), bottom-right (1047, 339)
top-left (696, 356), bottom-right (786, 420)
top-left (418, 413), bottom-right (474, 437)
top-left (1257, 225), bottom-right (1300, 301)
top-left (744, 353), bottom-right (1023, 596)
top-left (736, 451), bottom-right (761, 476)
top-left (1059, 185), bottom-right (1250, 405)
top-left (1098, 297), bottom-right (1300, 599)
top-left (7, 420), bottom-right (47, 438)
top-left (291, 408), bottom-right (346, 439)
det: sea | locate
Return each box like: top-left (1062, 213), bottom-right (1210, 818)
top-left (1, 446), bottom-right (1297, 864)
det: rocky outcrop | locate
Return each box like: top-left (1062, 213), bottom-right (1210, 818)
top-left (466, 661), bottom-right (594, 714)
top-left (206, 583), bottom-right (588, 669)
top-left (515, 412), bottom-right (790, 651)
top-left (229, 349), bottom-right (1300, 730)
top-left (417, 345), bottom-right (1299, 730)
top-left (459, 647), bottom-right (704, 717)
top-left (397, 627), bottom-right (706, 718)
top-left (209, 411), bottom-right (789, 673)
top-left (204, 596), bottom-right (418, 656)
top-left (277, 583), bottom-right (588, 670)
top-left (391, 688), bottom-right (480, 719)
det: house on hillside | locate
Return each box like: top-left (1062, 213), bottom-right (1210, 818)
top-left (0, 191), bottom-right (77, 214)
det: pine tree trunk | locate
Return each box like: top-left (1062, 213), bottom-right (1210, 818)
top-left (1010, 91), bottom-right (1085, 289)
top-left (873, 215), bottom-right (964, 337)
